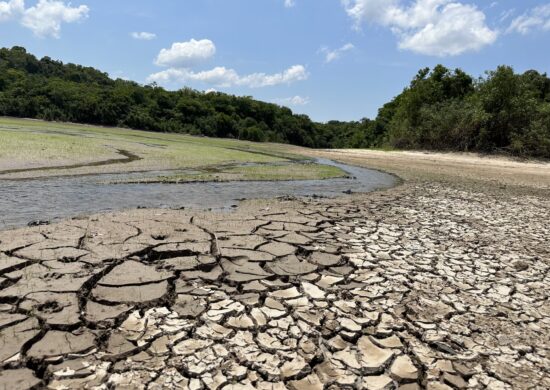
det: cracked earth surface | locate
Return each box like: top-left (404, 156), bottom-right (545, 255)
top-left (0, 182), bottom-right (548, 389)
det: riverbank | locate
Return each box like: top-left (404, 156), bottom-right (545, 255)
top-left (0, 151), bottom-right (548, 389)
top-left (306, 148), bottom-right (550, 193)
top-left (0, 117), bottom-right (330, 180)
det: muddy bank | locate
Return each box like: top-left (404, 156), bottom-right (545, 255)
top-left (301, 149), bottom-right (550, 192)
top-left (0, 178), bottom-right (548, 389)
top-left (0, 149), bottom-right (142, 176)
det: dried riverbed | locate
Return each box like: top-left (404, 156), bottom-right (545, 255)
top-left (0, 164), bottom-right (548, 389)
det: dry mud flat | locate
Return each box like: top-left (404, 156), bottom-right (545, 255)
top-left (0, 181), bottom-right (549, 389)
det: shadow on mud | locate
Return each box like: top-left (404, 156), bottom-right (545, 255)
top-left (0, 149), bottom-right (141, 175)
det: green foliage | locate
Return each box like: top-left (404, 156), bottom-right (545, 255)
top-left (0, 47), bottom-right (321, 147)
top-left (318, 64), bottom-right (549, 158)
top-left (1, 47), bottom-right (549, 158)
top-left (509, 103), bottom-right (550, 158)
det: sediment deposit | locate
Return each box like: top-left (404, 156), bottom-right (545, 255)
top-left (1, 179), bottom-right (548, 389)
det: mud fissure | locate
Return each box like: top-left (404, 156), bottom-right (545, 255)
top-left (0, 184), bottom-right (548, 389)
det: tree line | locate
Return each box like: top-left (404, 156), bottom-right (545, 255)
top-left (0, 47), bottom-right (324, 147)
top-left (1, 47), bottom-right (548, 158)
top-left (320, 64), bottom-right (550, 158)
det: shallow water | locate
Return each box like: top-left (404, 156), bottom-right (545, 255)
top-left (0, 159), bottom-right (397, 230)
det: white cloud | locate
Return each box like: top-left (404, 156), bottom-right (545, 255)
top-left (150, 38), bottom-right (307, 90)
top-left (321, 43), bottom-right (355, 63)
top-left (341, 0), bottom-right (397, 27)
top-left (155, 39), bottom-right (216, 68)
top-left (274, 95), bottom-right (310, 106)
top-left (148, 64), bottom-right (309, 89)
top-left (0, 0), bottom-right (24, 22)
top-left (342, 0), bottom-right (498, 56)
top-left (131, 31), bottom-right (156, 40)
top-left (21, 0), bottom-right (89, 38)
top-left (507, 5), bottom-right (550, 35)
top-left (499, 8), bottom-right (516, 23)
top-left (284, 0), bottom-right (295, 8)
top-left (0, 0), bottom-right (88, 37)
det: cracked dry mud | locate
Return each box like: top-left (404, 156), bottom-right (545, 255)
top-left (0, 182), bottom-right (548, 390)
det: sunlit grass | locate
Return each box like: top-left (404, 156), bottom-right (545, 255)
top-left (115, 163), bottom-right (347, 184)
top-left (0, 126), bottom-right (116, 164)
top-left (0, 117), bottom-right (309, 175)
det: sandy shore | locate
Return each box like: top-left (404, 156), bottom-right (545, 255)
top-left (304, 149), bottom-right (550, 191)
top-left (0, 150), bottom-right (548, 389)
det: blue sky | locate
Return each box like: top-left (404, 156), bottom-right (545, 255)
top-left (1, 0), bottom-right (549, 122)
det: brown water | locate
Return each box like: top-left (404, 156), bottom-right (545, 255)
top-left (0, 159), bottom-right (397, 230)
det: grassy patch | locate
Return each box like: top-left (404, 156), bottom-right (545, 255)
top-left (0, 126), bottom-right (115, 164)
top-left (0, 117), bottom-right (310, 176)
top-left (116, 163), bottom-right (347, 184)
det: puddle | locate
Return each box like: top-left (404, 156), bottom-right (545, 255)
top-left (0, 159), bottom-right (397, 230)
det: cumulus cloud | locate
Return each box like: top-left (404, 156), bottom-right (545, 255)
top-left (507, 5), bottom-right (550, 35)
top-left (274, 95), bottom-right (310, 106)
top-left (0, 0), bottom-right (88, 37)
top-left (341, 0), bottom-right (498, 56)
top-left (150, 38), bottom-right (307, 89)
top-left (342, 0), bottom-right (396, 26)
top-left (131, 31), bottom-right (156, 40)
top-left (0, 0), bottom-right (24, 22)
top-left (155, 39), bottom-right (216, 67)
top-left (21, 0), bottom-right (89, 38)
top-left (147, 65), bottom-right (309, 89)
top-left (284, 0), bottom-right (295, 8)
top-left (321, 43), bottom-right (355, 63)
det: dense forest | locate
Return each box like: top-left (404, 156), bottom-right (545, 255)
top-left (1, 47), bottom-right (549, 158)
top-left (0, 47), bottom-right (325, 147)
top-left (328, 64), bottom-right (550, 158)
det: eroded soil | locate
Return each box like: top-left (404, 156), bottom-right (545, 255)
top-left (0, 149), bottom-right (142, 176)
top-left (0, 181), bottom-right (548, 389)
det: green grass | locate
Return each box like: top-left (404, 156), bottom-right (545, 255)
top-left (0, 117), bottom-right (345, 182)
top-left (0, 123), bottom-right (115, 163)
top-left (0, 117), bottom-right (295, 168)
top-left (115, 163), bottom-right (347, 184)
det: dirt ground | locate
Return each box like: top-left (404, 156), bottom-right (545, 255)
top-left (0, 150), bottom-right (548, 389)
top-left (303, 149), bottom-right (550, 191)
